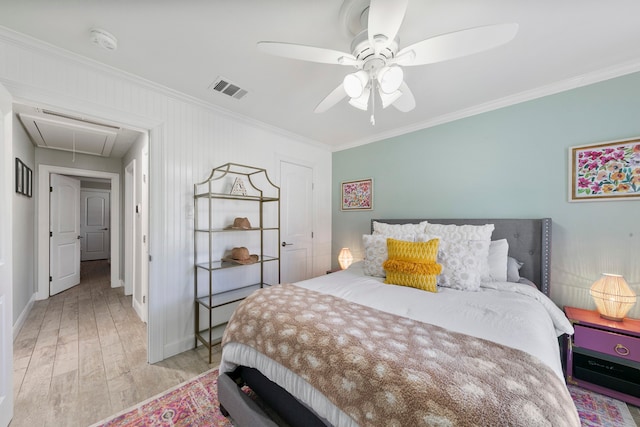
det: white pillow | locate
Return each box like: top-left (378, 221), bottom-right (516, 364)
top-left (507, 256), bottom-right (524, 282)
top-left (372, 221), bottom-right (429, 236)
top-left (423, 223), bottom-right (494, 241)
top-left (423, 223), bottom-right (495, 286)
top-left (486, 239), bottom-right (509, 282)
top-left (362, 233), bottom-right (415, 277)
top-left (436, 239), bottom-right (491, 291)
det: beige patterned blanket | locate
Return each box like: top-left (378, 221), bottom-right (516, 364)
top-left (222, 284), bottom-right (579, 427)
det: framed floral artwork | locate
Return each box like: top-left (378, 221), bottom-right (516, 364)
top-left (569, 138), bottom-right (640, 201)
top-left (341, 178), bottom-right (373, 211)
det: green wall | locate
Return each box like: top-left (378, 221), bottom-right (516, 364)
top-left (332, 71), bottom-right (640, 315)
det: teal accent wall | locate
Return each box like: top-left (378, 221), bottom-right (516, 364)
top-left (332, 71), bottom-right (640, 314)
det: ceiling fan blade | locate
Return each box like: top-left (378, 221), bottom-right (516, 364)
top-left (392, 82), bottom-right (415, 112)
top-left (368, 0), bottom-right (408, 54)
top-left (396, 23), bottom-right (519, 66)
top-left (257, 41), bottom-right (356, 65)
top-left (314, 84), bottom-right (347, 113)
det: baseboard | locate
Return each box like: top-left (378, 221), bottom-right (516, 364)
top-left (13, 293), bottom-right (36, 341)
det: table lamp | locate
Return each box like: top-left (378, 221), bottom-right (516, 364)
top-left (589, 273), bottom-right (636, 321)
top-left (338, 248), bottom-right (353, 270)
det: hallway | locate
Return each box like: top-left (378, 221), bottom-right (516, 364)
top-left (11, 260), bottom-right (219, 427)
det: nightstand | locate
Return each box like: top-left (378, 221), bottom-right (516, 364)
top-left (564, 306), bottom-right (640, 406)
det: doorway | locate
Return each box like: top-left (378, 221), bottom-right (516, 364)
top-left (37, 165), bottom-right (120, 299)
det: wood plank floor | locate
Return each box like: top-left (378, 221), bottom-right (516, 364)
top-left (11, 260), bottom-right (220, 427)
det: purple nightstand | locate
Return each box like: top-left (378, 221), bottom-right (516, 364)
top-left (564, 306), bottom-right (640, 406)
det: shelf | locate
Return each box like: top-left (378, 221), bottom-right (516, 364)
top-left (196, 283), bottom-right (268, 309)
top-left (194, 227), bottom-right (279, 233)
top-left (194, 192), bottom-right (279, 202)
top-left (194, 162), bottom-right (280, 364)
top-left (196, 255), bottom-right (279, 271)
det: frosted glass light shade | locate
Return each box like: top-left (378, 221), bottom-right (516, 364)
top-left (343, 70), bottom-right (369, 98)
top-left (377, 65), bottom-right (403, 94)
top-left (338, 248), bottom-right (353, 270)
top-left (590, 273), bottom-right (636, 321)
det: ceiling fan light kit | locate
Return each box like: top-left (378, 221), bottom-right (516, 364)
top-left (257, 0), bottom-right (518, 124)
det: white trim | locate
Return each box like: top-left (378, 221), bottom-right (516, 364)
top-left (12, 293), bottom-right (35, 341)
top-left (124, 159), bottom-right (136, 298)
top-left (37, 165), bottom-right (120, 298)
top-left (0, 26), bottom-right (327, 151)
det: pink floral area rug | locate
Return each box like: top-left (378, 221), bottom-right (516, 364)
top-left (90, 368), bottom-right (232, 427)
top-left (91, 368), bottom-right (637, 427)
top-left (568, 385), bottom-right (636, 427)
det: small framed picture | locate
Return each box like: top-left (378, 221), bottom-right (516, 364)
top-left (15, 158), bottom-right (24, 194)
top-left (341, 178), bottom-right (373, 211)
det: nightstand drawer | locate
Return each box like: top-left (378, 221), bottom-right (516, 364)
top-left (574, 324), bottom-right (640, 362)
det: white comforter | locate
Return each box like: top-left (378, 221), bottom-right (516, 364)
top-left (221, 262), bottom-right (574, 426)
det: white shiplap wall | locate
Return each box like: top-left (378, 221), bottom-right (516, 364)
top-left (0, 27), bottom-right (332, 362)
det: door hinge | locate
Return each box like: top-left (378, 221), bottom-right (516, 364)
top-left (50, 231), bottom-right (53, 237)
top-left (50, 186), bottom-right (53, 192)
top-left (49, 276), bottom-right (52, 282)
top-left (311, 231), bottom-right (314, 238)
top-left (143, 235), bottom-right (146, 243)
top-left (143, 295), bottom-right (146, 303)
top-left (149, 255), bottom-right (152, 262)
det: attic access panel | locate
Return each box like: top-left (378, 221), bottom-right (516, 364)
top-left (19, 113), bottom-right (116, 157)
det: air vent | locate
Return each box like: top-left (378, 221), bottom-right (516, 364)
top-left (208, 77), bottom-right (248, 100)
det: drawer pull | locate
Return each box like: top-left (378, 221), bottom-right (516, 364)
top-left (614, 344), bottom-right (630, 356)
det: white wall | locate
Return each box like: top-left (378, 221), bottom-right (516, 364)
top-left (0, 27), bottom-right (332, 361)
top-left (12, 115), bottom-right (35, 330)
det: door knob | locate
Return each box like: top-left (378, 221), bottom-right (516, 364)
top-left (77, 236), bottom-right (83, 239)
top-left (281, 242), bottom-right (293, 247)
top-left (102, 228), bottom-right (109, 231)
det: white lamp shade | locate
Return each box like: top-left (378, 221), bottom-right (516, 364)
top-left (348, 88), bottom-right (370, 110)
top-left (377, 65), bottom-right (403, 94)
top-left (590, 273), bottom-right (636, 321)
top-left (379, 89), bottom-right (403, 109)
top-left (343, 70), bottom-right (369, 98)
top-left (338, 248), bottom-right (353, 270)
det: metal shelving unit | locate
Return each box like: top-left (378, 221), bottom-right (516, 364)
top-left (194, 163), bottom-right (280, 363)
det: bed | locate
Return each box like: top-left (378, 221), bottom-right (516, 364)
top-left (217, 218), bottom-right (579, 426)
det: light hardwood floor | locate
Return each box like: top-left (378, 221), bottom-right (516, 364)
top-left (11, 260), bottom-right (220, 427)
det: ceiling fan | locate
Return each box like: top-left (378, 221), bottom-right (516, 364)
top-left (257, 0), bottom-right (518, 124)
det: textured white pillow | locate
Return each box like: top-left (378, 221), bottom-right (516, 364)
top-left (362, 233), bottom-right (415, 277)
top-left (486, 239), bottom-right (509, 282)
top-left (423, 223), bottom-right (494, 241)
top-left (436, 239), bottom-right (491, 291)
top-left (372, 221), bottom-right (429, 236)
top-left (422, 223), bottom-right (494, 290)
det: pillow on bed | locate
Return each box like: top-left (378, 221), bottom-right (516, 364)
top-left (422, 223), bottom-right (495, 288)
top-left (507, 256), bottom-right (524, 282)
top-left (486, 239), bottom-right (509, 282)
top-left (362, 233), bottom-right (415, 277)
top-left (383, 238), bottom-right (442, 292)
top-left (435, 239), bottom-right (491, 291)
top-left (372, 221), bottom-right (429, 236)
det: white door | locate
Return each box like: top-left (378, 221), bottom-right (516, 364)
top-left (0, 82), bottom-right (14, 427)
top-left (50, 174), bottom-right (81, 295)
top-left (280, 161), bottom-right (313, 283)
top-left (80, 189), bottom-right (110, 261)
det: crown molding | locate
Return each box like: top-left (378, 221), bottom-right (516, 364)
top-left (334, 59), bottom-right (640, 152)
top-left (0, 26), bottom-right (330, 151)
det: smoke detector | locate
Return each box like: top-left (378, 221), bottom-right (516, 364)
top-left (90, 28), bottom-right (118, 51)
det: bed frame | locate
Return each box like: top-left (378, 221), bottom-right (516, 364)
top-left (218, 218), bottom-right (552, 427)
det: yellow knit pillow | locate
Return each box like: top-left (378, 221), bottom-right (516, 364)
top-left (383, 238), bottom-right (442, 292)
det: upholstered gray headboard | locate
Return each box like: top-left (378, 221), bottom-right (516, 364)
top-left (371, 218), bottom-right (552, 296)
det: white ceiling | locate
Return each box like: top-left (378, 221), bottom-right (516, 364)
top-left (2, 0), bottom-right (640, 151)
